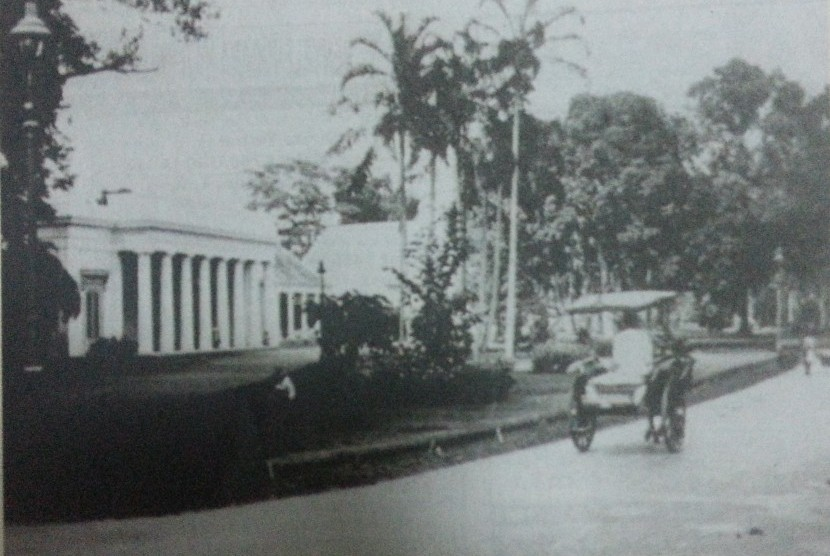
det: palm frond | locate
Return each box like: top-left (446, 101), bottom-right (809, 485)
top-left (413, 15), bottom-right (440, 42)
top-left (465, 17), bottom-right (502, 41)
top-left (374, 10), bottom-right (395, 36)
top-left (327, 128), bottom-right (366, 156)
top-left (547, 55), bottom-right (587, 78)
top-left (350, 37), bottom-right (392, 63)
top-left (540, 6), bottom-right (579, 28)
top-left (341, 64), bottom-right (387, 89)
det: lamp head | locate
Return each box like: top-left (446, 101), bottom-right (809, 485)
top-left (9, 2), bottom-right (51, 61)
top-left (773, 246), bottom-right (784, 266)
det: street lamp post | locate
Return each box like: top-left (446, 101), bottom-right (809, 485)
top-left (9, 1), bottom-right (51, 372)
top-left (773, 246), bottom-right (785, 354)
top-left (317, 260), bottom-right (326, 298)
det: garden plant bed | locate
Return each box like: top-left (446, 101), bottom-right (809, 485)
top-left (4, 348), bottom-right (788, 524)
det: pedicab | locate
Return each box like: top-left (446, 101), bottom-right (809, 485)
top-left (565, 290), bottom-right (694, 453)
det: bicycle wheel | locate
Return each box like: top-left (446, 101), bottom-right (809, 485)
top-left (661, 379), bottom-right (686, 453)
top-left (569, 398), bottom-right (596, 453)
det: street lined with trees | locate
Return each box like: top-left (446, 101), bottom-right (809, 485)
top-left (3, 0), bottom-right (828, 535)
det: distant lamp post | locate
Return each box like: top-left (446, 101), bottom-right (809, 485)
top-left (96, 187), bottom-right (132, 205)
top-left (773, 246), bottom-right (785, 354)
top-left (10, 0), bottom-right (51, 372)
top-left (317, 260), bottom-right (326, 298)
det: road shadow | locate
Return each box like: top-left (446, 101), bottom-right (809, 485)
top-left (594, 440), bottom-right (673, 457)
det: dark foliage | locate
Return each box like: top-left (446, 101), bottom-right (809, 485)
top-left (85, 337), bottom-right (139, 372)
top-left (531, 339), bottom-right (594, 374)
top-left (1, 243), bottom-right (80, 373)
top-left (392, 206), bottom-right (475, 371)
top-left (363, 348), bottom-right (514, 406)
top-left (307, 292), bottom-right (397, 366)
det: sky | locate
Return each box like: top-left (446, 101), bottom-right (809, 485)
top-left (53, 0), bottom-right (829, 233)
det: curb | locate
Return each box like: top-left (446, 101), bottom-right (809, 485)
top-left (266, 355), bottom-right (781, 476)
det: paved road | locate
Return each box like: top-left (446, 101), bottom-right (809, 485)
top-left (8, 364), bottom-right (829, 555)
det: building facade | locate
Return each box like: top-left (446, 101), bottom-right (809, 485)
top-left (39, 216), bottom-right (319, 357)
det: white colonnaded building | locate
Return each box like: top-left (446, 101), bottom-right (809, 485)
top-left (40, 188), bottom-right (320, 358)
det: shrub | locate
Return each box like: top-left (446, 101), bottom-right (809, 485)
top-left (85, 337), bottom-right (138, 372)
top-left (349, 207), bottom-right (508, 407)
top-left (361, 347), bottom-right (513, 407)
top-left (392, 206), bottom-right (475, 372)
top-left (531, 340), bottom-right (592, 374)
top-left (307, 292), bottom-right (397, 367)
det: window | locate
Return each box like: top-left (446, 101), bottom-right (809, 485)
top-left (81, 270), bottom-right (108, 343)
top-left (86, 290), bottom-right (100, 340)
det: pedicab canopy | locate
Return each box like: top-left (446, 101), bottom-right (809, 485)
top-left (565, 290), bottom-right (678, 315)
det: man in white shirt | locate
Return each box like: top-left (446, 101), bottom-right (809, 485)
top-left (611, 311), bottom-right (653, 378)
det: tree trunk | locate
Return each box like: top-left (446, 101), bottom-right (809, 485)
top-left (738, 286), bottom-right (751, 336)
top-left (787, 289), bottom-right (798, 325)
top-left (428, 154), bottom-right (436, 245)
top-left (398, 131), bottom-right (408, 341)
top-left (504, 100), bottom-right (521, 360)
top-left (487, 185), bottom-right (504, 347)
top-left (474, 160), bottom-right (490, 357)
top-left (457, 152), bottom-right (468, 292)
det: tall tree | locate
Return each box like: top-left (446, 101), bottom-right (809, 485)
top-left (339, 11), bottom-right (446, 339)
top-left (465, 0), bottom-right (584, 359)
top-left (548, 93), bottom-right (695, 294)
top-left (685, 59), bottom-right (818, 332)
top-left (760, 85), bottom-right (830, 287)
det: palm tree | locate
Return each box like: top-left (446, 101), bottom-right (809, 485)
top-left (467, 0), bottom-right (585, 359)
top-left (340, 12), bottom-right (446, 339)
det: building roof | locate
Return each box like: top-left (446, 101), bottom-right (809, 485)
top-left (565, 290), bottom-right (679, 314)
top-left (274, 250), bottom-right (320, 288)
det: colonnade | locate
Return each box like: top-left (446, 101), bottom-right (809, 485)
top-left (127, 251), bottom-right (316, 355)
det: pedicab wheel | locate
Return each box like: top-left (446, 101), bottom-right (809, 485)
top-left (661, 380), bottom-right (686, 453)
top-left (569, 398), bottom-right (596, 453)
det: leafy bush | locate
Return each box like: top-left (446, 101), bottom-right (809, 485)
top-left (392, 206), bottom-right (475, 371)
top-left (362, 347), bottom-right (513, 406)
top-left (85, 337), bottom-right (138, 371)
top-left (791, 299), bottom-right (821, 335)
top-left (307, 292), bottom-right (397, 366)
top-left (531, 340), bottom-right (593, 374)
top-left (332, 208), bottom-right (512, 407)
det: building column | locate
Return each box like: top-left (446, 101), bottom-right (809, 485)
top-left (180, 255), bottom-right (195, 351)
top-left (243, 261), bottom-right (253, 347)
top-left (216, 258), bottom-right (230, 349)
top-left (104, 251), bottom-right (124, 339)
top-left (137, 252), bottom-right (153, 354)
top-left (263, 262), bottom-right (278, 346)
top-left (159, 252), bottom-right (175, 353)
top-left (233, 260), bottom-right (246, 348)
top-left (305, 292), bottom-right (315, 331)
top-left (292, 291), bottom-right (302, 338)
top-left (198, 257), bottom-right (212, 351)
top-left (250, 262), bottom-right (264, 347)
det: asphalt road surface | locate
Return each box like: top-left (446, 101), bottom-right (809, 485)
top-left (7, 364), bottom-right (830, 556)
